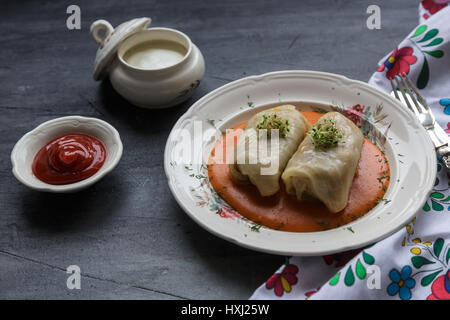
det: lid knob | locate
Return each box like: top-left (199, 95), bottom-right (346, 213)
top-left (90, 17), bottom-right (151, 80)
top-left (90, 19), bottom-right (114, 45)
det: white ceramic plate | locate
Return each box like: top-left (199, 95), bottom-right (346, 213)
top-left (164, 70), bottom-right (436, 256)
top-left (11, 116), bottom-right (123, 193)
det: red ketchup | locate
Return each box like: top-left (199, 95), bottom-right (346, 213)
top-left (32, 133), bottom-right (107, 185)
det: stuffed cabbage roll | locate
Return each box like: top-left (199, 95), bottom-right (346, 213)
top-left (230, 105), bottom-right (310, 196)
top-left (281, 112), bottom-right (364, 213)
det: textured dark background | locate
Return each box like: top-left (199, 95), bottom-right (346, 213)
top-left (0, 0), bottom-right (418, 299)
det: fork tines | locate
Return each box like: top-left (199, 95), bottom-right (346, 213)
top-left (390, 73), bottom-right (429, 116)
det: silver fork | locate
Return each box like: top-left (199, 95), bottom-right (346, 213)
top-left (390, 74), bottom-right (450, 172)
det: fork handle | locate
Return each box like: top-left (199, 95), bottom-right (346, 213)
top-left (427, 125), bottom-right (449, 149)
top-left (428, 125), bottom-right (450, 172)
top-left (437, 145), bottom-right (450, 172)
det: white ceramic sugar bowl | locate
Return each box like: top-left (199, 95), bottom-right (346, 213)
top-left (90, 17), bottom-right (205, 109)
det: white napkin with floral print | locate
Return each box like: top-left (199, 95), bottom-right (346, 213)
top-left (250, 3), bottom-right (450, 300)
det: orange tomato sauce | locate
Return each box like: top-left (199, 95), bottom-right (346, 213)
top-left (208, 111), bottom-right (390, 232)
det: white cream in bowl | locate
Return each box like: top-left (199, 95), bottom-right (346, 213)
top-left (123, 40), bottom-right (187, 70)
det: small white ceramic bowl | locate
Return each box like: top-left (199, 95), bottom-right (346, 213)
top-left (11, 116), bottom-right (123, 193)
top-left (91, 17), bottom-right (205, 109)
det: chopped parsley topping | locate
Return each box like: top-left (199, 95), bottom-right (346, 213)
top-left (316, 220), bottom-right (330, 229)
top-left (377, 176), bottom-right (389, 184)
top-left (189, 173), bottom-right (207, 179)
top-left (374, 198), bottom-right (391, 205)
top-left (256, 113), bottom-right (290, 138)
top-left (275, 222), bottom-right (285, 230)
top-left (250, 223), bottom-right (262, 232)
top-left (309, 118), bottom-right (342, 149)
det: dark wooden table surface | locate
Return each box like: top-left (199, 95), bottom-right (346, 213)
top-left (0, 0), bottom-right (418, 299)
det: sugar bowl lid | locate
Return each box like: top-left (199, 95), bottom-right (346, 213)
top-left (90, 17), bottom-right (152, 80)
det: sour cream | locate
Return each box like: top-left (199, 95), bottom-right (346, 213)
top-left (123, 40), bottom-right (187, 70)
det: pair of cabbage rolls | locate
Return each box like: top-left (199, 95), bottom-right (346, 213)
top-left (230, 107), bottom-right (363, 213)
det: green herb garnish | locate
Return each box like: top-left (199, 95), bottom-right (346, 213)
top-left (374, 198), bottom-right (391, 205)
top-left (377, 176), bottom-right (388, 184)
top-left (256, 113), bottom-right (290, 138)
top-left (274, 222), bottom-right (285, 230)
top-left (317, 221), bottom-right (330, 229)
top-left (189, 173), bottom-right (207, 179)
top-left (309, 118), bottom-right (342, 149)
top-left (250, 223), bottom-right (262, 232)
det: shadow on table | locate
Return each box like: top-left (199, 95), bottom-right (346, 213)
top-left (170, 200), bottom-right (284, 298)
top-left (19, 174), bottom-right (123, 233)
top-left (94, 79), bottom-right (206, 134)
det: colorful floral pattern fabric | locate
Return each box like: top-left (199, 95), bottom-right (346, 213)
top-left (265, 263), bottom-right (299, 297)
top-left (376, 47), bottom-right (417, 79)
top-left (427, 270), bottom-right (450, 300)
top-left (387, 266), bottom-right (416, 300)
top-left (251, 5), bottom-right (450, 300)
top-left (375, 23), bottom-right (445, 89)
top-left (420, 0), bottom-right (450, 21)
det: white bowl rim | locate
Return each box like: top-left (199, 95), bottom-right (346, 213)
top-left (117, 27), bottom-right (194, 73)
top-left (11, 115), bottom-right (123, 193)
